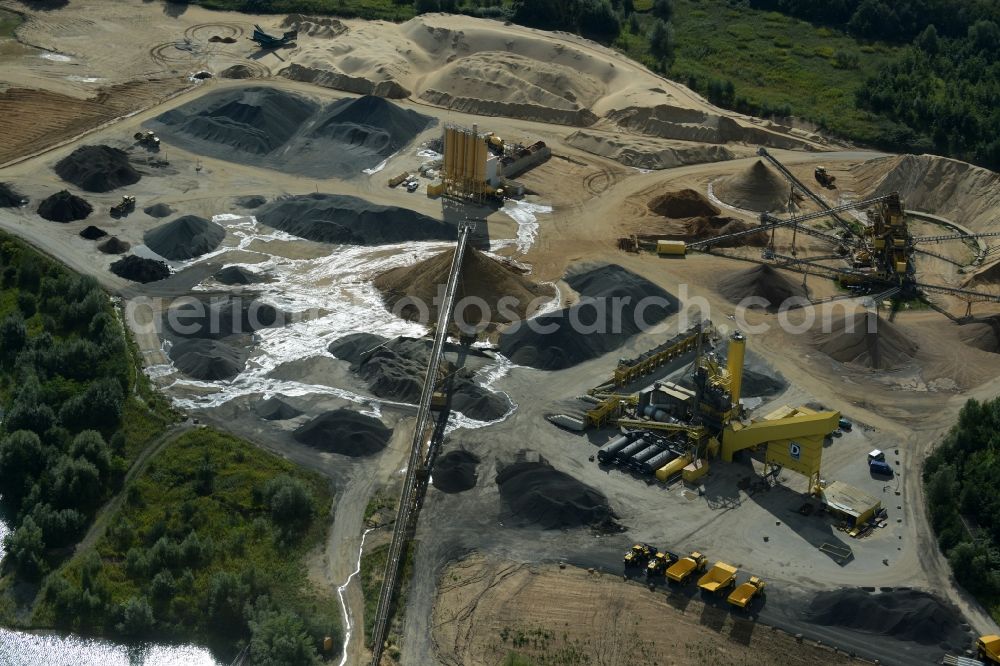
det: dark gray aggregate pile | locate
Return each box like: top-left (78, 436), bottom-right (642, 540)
top-left (150, 87), bottom-right (434, 178)
top-left (257, 193), bottom-right (455, 245)
top-left (168, 338), bottom-right (247, 380)
top-left (433, 449), bottom-right (480, 493)
top-left (54, 145), bottom-right (140, 192)
top-left (255, 396), bottom-right (303, 421)
top-left (0, 183), bottom-right (27, 207)
top-left (161, 296), bottom-right (287, 340)
top-left (37, 190), bottom-right (92, 222)
top-left (214, 265), bottom-right (271, 285)
top-left (293, 409), bottom-right (391, 457)
top-left (496, 456), bottom-right (617, 530)
top-left (79, 225), bottom-right (108, 240)
top-left (235, 195), bottom-right (267, 209)
top-left (499, 264), bottom-right (679, 370)
top-left (110, 255), bottom-right (170, 283)
top-left (144, 203), bottom-right (174, 218)
top-left (144, 215), bottom-right (225, 261)
top-left (98, 237), bottom-right (131, 254)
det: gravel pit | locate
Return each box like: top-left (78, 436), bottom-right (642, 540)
top-left (37, 190), bottom-right (92, 222)
top-left (433, 450), bottom-right (480, 493)
top-left (54, 145), bottom-right (140, 193)
top-left (98, 237), bottom-right (131, 254)
top-left (168, 338), bottom-right (247, 381)
top-left (256, 193), bottom-right (456, 245)
top-left (144, 203), bottom-right (174, 218)
top-left (144, 215), bottom-right (225, 261)
top-left (713, 160), bottom-right (793, 212)
top-left (110, 255), bottom-right (169, 283)
top-left (0, 183), bottom-right (27, 207)
top-left (293, 409), bottom-right (391, 457)
top-left (813, 311), bottom-right (918, 370)
top-left (213, 265), bottom-right (271, 285)
top-left (718, 264), bottom-right (808, 310)
top-left (255, 396), bottom-right (303, 421)
top-left (496, 456), bottom-right (617, 530)
top-left (79, 225), bottom-right (108, 240)
top-left (499, 264), bottom-right (678, 370)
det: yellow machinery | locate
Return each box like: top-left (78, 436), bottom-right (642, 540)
top-left (728, 576), bottom-right (765, 608)
top-left (979, 635), bottom-right (1000, 664)
top-left (698, 561), bottom-right (738, 594)
top-left (657, 240), bottom-right (687, 256)
top-left (624, 543), bottom-right (654, 568)
top-left (666, 551), bottom-right (707, 584)
top-left (726, 331), bottom-right (745, 408)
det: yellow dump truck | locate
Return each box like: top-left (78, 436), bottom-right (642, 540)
top-left (666, 551), bottom-right (706, 584)
top-left (698, 561), bottom-right (738, 595)
top-left (979, 635), bottom-right (1000, 664)
top-left (727, 576), bottom-right (765, 609)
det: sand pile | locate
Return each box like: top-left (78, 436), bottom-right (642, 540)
top-left (433, 450), bottom-right (480, 493)
top-left (280, 63), bottom-right (412, 99)
top-left (168, 339), bottom-right (247, 380)
top-left (257, 194), bottom-right (456, 245)
top-left (37, 190), bottom-right (92, 222)
top-left (718, 265), bottom-right (807, 309)
top-left (813, 311), bottom-right (918, 370)
top-left (293, 409), bottom-right (390, 457)
top-left (686, 216), bottom-right (767, 247)
top-left (255, 396), bottom-right (303, 421)
top-left (214, 265), bottom-right (270, 285)
top-left (959, 316), bottom-right (1000, 353)
top-left (648, 189), bottom-right (720, 219)
top-left (98, 237), bottom-right (131, 254)
top-left (566, 130), bottom-right (735, 170)
top-left (144, 215), bottom-right (225, 261)
top-left (499, 264), bottom-right (678, 370)
top-left (79, 226), bottom-right (107, 240)
top-left (151, 88), bottom-right (434, 178)
top-left (496, 457), bottom-right (616, 530)
top-left (804, 589), bottom-right (968, 647)
top-left (852, 154), bottom-right (1000, 231)
top-left (374, 248), bottom-right (554, 329)
top-left (328, 333), bottom-right (510, 421)
top-left (144, 203), bottom-right (173, 218)
top-left (0, 183), bottom-right (27, 207)
top-left (713, 160), bottom-right (792, 212)
top-left (54, 145), bottom-right (140, 193)
top-left (110, 255), bottom-right (169, 283)
top-left (161, 297), bottom-right (287, 340)
top-left (220, 64), bottom-right (258, 79)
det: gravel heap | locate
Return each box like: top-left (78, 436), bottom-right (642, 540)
top-left (235, 195), bottom-right (267, 209)
top-left (214, 265), bottom-right (271, 285)
top-left (144, 215), bottom-right (225, 261)
top-left (54, 145), bottom-right (140, 193)
top-left (813, 311), bottom-right (918, 370)
top-left (161, 296), bottom-right (287, 340)
top-left (714, 160), bottom-right (793, 212)
top-left (110, 255), bottom-right (169, 283)
top-left (255, 396), bottom-right (303, 421)
top-left (960, 315), bottom-right (1000, 353)
top-left (432, 450), bottom-right (480, 493)
top-left (496, 456), bottom-right (617, 530)
top-left (686, 216), bottom-right (768, 247)
top-left (718, 264), bottom-right (808, 310)
top-left (79, 225), bottom-right (108, 240)
top-left (647, 188), bottom-right (719, 218)
top-left (220, 64), bottom-right (257, 79)
top-left (144, 203), bottom-right (174, 218)
top-left (293, 409), bottom-right (391, 457)
top-left (37, 190), bottom-right (92, 222)
top-left (168, 339), bottom-right (247, 380)
top-left (98, 237), bottom-right (131, 254)
top-left (0, 183), bottom-right (27, 207)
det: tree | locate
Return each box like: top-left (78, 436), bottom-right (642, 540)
top-left (578, 0), bottom-right (620, 41)
top-left (206, 571), bottom-right (250, 636)
top-left (249, 609), bottom-right (320, 666)
top-left (915, 24), bottom-right (940, 55)
top-left (648, 18), bottom-right (675, 60)
top-left (848, 0), bottom-right (900, 39)
top-left (0, 313), bottom-right (26, 363)
top-left (414, 0), bottom-right (439, 13)
top-left (0, 430), bottom-right (48, 509)
top-left (968, 20), bottom-right (1000, 54)
top-left (651, 0), bottom-right (672, 21)
top-left (4, 516), bottom-right (46, 580)
top-left (262, 476), bottom-right (314, 541)
top-left (70, 430), bottom-right (112, 479)
top-left (58, 377), bottom-right (124, 433)
top-left (116, 596), bottom-right (155, 636)
top-left (52, 455), bottom-right (102, 511)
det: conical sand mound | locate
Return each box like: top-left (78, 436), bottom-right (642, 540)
top-left (714, 160), bottom-right (792, 212)
top-left (373, 248), bottom-right (555, 329)
top-left (812, 311), bottom-right (918, 370)
top-left (959, 316), bottom-right (1000, 354)
top-left (718, 264), bottom-right (807, 309)
top-left (647, 188), bottom-right (719, 219)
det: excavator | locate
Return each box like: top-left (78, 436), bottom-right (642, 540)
top-left (814, 166), bottom-right (836, 189)
top-left (134, 130), bottom-right (160, 150)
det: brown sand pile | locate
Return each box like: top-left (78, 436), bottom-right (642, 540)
top-left (647, 188), bottom-right (719, 219)
top-left (220, 64), bottom-right (258, 79)
top-left (373, 248), bottom-right (554, 329)
top-left (98, 237), bottom-right (131, 254)
top-left (718, 264), bottom-right (807, 309)
top-left (714, 160), bottom-right (793, 212)
top-left (812, 311), bottom-right (918, 370)
top-left (959, 316), bottom-right (1000, 353)
top-left (686, 216), bottom-right (767, 247)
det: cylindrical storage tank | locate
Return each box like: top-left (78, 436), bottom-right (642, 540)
top-left (445, 128), bottom-right (457, 179)
top-left (632, 444), bottom-right (661, 464)
top-left (727, 330), bottom-right (746, 407)
top-left (615, 438), bottom-right (647, 462)
top-left (642, 449), bottom-right (677, 475)
top-left (597, 435), bottom-right (633, 462)
top-left (655, 454), bottom-right (691, 482)
top-left (653, 409), bottom-right (670, 422)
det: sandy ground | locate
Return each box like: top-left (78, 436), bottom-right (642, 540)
top-left (433, 554), bottom-right (867, 666)
top-left (0, 2), bottom-right (999, 666)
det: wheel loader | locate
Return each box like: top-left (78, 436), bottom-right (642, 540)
top-left (110, 195), bottom-right (136, 218)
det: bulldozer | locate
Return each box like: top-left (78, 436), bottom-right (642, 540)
top-left (623, 543), bottom-right (654, 568)
top-left (110, 195), bottom-right (136, 218)
top-left (134, 130), bottom-right (160, 150)
top-left (814, 166), bottom-right (836, 189)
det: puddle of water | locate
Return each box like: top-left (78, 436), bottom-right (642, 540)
top-left (39, 52), bottom-right (72, 62)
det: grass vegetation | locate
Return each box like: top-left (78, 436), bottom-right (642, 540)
top-left (360, 541), bottom-right (414, 649)
top-left (35, 427), bottom-right (339, 662)
top-left (925, 397), bottom-right (1000, 624)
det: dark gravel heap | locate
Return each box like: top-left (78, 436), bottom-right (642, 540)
top-left (235, 195), bottom-right (267, 209)
top-left (79, 225), bottom-right (108, 240)
top-left (54, 145), bottom-right (140, 192)
top-left (110, 255), bottom-right (170, 283)
top-left (144, 203), bottom-right (174, 218)
top-left (144, 215), bottom-right (226, 261)
top-left (169, 339), bottom-right (247, 380)
top-left (293, 409), bottom-right (391, 457)
top-left (98, 237), bottom-right (131, 254)
top-left (255, 396), bottom-right (303, 421)
top-left (214, 265), bottom-right (270, 285)
top-left (161, 297), bottom-right (287, 340)
top-left (433, 449), bottom-right (480, 493)
top-left (496, 456), bottom-right (617, 530)
top-left (37, 190), bottom-right (92, 222)
top-left (0, 183), bottom-right (28, 207)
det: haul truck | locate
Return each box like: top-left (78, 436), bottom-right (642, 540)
top-left (666, 552), bottom-right (707, 584)
top-left (698, 561), bottom-right (738, 595)
top-left (727, 576), bottom-right (765, 609)
top-left (980, 635), bottom-right (1000, 664)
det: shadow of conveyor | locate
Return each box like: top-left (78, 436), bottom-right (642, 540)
top-left (440, 195), bottom-right (495, 250)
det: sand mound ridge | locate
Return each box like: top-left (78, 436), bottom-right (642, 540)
top-left (151, 88), bottom-right (434, 178)
top-left (293, 409), bottom-right (390, 457)
top-left (718, 264), bottom-right (807, 309)
top-left (79, 225), bottom-right (107, 241)
top-left (433, 449), bottom-right (480, 493)
top-left (144, 202), bottom-right (173, 218)
top-left (0, 183), bottom-right (27, 207)
top-left (257, 193), bottom-right (456, 245)
top-left (54, 145), bottom-right (140, 193)
top-left (214, 265), bottom-right (270, 285)
top-left (805, 588), bottom-right (969, 648)
top-left (713, 160), bottom-right (793, 212)
top-left (648, 189), bottom-right (720, 219)
top-left (144, 215), bottom-right (225, 261)
top-left (37, 190), bottom-right (92, 222)
top-left (499, 264), bottom-right (678, 370)
top-left (959, 316), bottom-right (1000, 353)
top-left (281, 14), bottom-right (348, 38)
top-left (169, 339), bottom-right (247, 381)
top-left (812, 311), bottom-right (918, 370)
top-left (255, 396), bottom-right (303, 421)
top-left (566, 130), bottom-right (736, 170)
top-left (496, 456), bottom-right (617, 530)
top-left (110, 255), bottom-right (169, 283)
top-left (98, 237), bottom-right (130, 254)
top-left (374, 248), bottom-right (554, 330)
